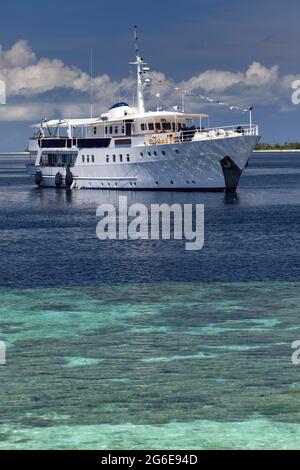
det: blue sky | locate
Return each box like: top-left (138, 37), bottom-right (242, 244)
top-left (1, 0), bottom-right (300, 149)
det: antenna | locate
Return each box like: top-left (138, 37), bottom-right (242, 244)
top-left (134, 25), bottom-right (139, 56)
top-left (90, 48), bottom-right (93, 118)
top-left (129, 26), bottom-right (146, 113)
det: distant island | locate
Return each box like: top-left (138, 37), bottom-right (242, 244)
top-left (256, 142), bottom-right (300, 150)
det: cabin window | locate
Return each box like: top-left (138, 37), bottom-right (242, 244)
top-left (105, 126), bottom-right (108, 134)
top-left (109, 126), bottom-right (113, 134)
top-left (140, 152), bottom-right (143, 157)
top-left (93, 127), bottom-right (97, 135)
top-left (153, 151), bottom-right (157, 156)
top-left (92, 155), bottom-right (95, 162)
top-left (177, 123), bottom-right (182, 130)
top-left (82, 155), bottom-right (85, 163)
top-left (141, 123), bottom-right (146, 131)
top-left (148, 123), bottom-right (154, 131)
top-left (175, 149), bottom-right (179, 154)
top-left (115, 126), bottom-right (118, 134)
top-left (87, 156), bottom-right (90, 163)
top-left (113, 154), bottom-right (116, 162)
top-left (148, 152), bottom-right (151, 156)
top-left (162, 150), bottom-right (165, 155)
top-left (119, 154), bottom-right (123, 162)
top-left (106, 155), bottom-right (109, 163)
top-left (155, 122), bottom-right (161, 130)
top-left (122, 126), bottom-right (125, 133)
top-left (126, 155), bottom-right (130, 162)
top-left (162, 122), bottom-right (171, 130)
top-left (172, 123), bottom-right (176, 131)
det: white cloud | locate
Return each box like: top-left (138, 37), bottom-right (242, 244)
top-left (0, 39), bottom-right (296, 121)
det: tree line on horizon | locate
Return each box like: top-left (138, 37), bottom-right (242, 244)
top-left (256, 142), bottom-right (300, 150)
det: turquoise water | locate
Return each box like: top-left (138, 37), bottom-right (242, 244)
top-left (1, 153), bottom-right (300, 449)
top-left (1, 282), bottom-right (300, 449)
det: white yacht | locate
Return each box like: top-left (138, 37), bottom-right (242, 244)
top-left (27, 31), bottom-right (260, 192)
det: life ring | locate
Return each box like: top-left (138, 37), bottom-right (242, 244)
top-left (35, 170), bottom-right (43, 186)
top-left (65, 170), bottom-right (74, 187)
top-left (55, 172), bottom-right (63, 187)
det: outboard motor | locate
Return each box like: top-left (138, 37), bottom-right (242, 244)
top-left (55, 172), bottom-right (63, 187)
top-left (35, 170), bottom-right (43, 186)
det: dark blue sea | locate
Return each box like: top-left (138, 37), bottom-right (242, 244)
top-left (1, 152), bottom-right (300, 449)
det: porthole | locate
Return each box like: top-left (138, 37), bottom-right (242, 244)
top-left (155, 181), bottom-right (159, 185)
top-left (153, 151), bottom-right (157, 156)
top-left (115, 182), bottom-right (118, 186)
top-left (162, 151), bottom-right (165, 155)
top-left (140, 152), bottom-right (143, 157)
top-left (186, 181), bottom-right (190, 184)
top-left (148, 152), bottom-right (151, 156)
top-left (175, 149), bottom-right (179, 154)
top-left (192, 180), bottom-right (196, 184)
top-left (170, 180), bottom-right (174, 184)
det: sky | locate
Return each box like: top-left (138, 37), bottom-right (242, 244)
top-left (1, 0), bottom-right (300, 150)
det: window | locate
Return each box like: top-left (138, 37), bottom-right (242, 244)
top-left (115, 126), bottom-right (118, 134)
top-left (155, 122), bottom-right (161, 130)
top-left (148, 123), bottom-right (154, 131)
top-left (172, 123), bottom-right (176, 131)
top-left (162, 150), bottom-right (165, 155)
top-left (113, 155), bottom-right (116, 163)
top-left (175, 149), bottom-right (179, 154)
top-left (106, 155), bottom-right (109, 163)
top-left (119, 154), bottom-right (123, 162)
top-left (140, 152), bottom-right (143, 157)
top-left (153, 151), bottom-right (157, 156)
top-left (148, 152), bottom-right (151, 156)
top-left (87, 156), bottom-right (90, 163)
top-left (127, 155), bottom-right (130, 162)
top-left (92, 155), bottom-right (95, 163)
top-left (141, 123), bottom-right (146, 131)
top-left (93, 127), bottom-right (97, 135)
top-left (82, 155), bottom-right (85, 163)
top-left (109, 126), bottom-right (113, 134)
top-left (170, 181), bottom-right (174, 184)
top-left (105, 126), bottom-right (108, 134)
top-left (162, 122), bottom-right (171, 131)
top-left (122, 126), bottom-right (125, 134)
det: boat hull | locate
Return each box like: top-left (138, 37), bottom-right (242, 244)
top-left (27, 134), bottom-right (259, 191)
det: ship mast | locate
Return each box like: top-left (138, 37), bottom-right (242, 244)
top-left (129, 26), bottom-right (146, 114)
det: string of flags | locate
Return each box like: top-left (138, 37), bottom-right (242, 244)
top-left (149, 75), bottom-right (252, 113)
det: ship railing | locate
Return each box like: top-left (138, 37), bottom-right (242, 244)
top-left (147, 124), bottom-right (258, 145)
